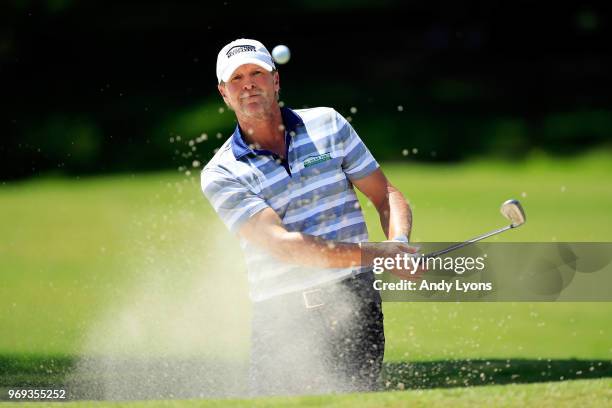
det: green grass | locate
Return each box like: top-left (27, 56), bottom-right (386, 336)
top-left (1, 150), bottom-right (611, 356)
top-left (1, 355), bottom-right (610, 397)
top-left (1, 378), bottom-right (610, 407)
top-left (363, 149), bottom-right (612, 243)
top-left (1, 150), bottom-right (611, 403)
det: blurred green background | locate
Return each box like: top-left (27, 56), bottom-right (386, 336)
top-left (1, 1), bottom-right (611, 179)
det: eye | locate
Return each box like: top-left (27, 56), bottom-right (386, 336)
top-left (231, 74), bottom-right (243, 81)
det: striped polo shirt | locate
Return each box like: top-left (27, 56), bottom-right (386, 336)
top-left (201, 107), bottom-right (379, 301)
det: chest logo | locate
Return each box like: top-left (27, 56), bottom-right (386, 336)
top-left (303, 152), bottom-right (332, 168)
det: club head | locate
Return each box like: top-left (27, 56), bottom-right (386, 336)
top-left (501, 199), bottom-right (526, 227)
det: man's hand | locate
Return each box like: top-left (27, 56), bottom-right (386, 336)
top-left (382, 241), bottom-right (424, 281)
top-left (362, 241), bottom-right (426, 280)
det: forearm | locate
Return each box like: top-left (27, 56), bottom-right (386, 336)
top-left (377, 185), bottom-right (413, 240)
top-left (237, 203), bottom-right (411, 269)
top-left (266, 231), bottom-right (363, 268)
top-left (239, 207), bottom-right (369, 268)
top-left (263, 231), bottom-right (412, 270)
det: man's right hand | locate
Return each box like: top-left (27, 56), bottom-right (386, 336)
top-left (361, 241), bottom-right (426, 280)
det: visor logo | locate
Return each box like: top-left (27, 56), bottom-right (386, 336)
top-left (226, 45), bottom-right (256, 58)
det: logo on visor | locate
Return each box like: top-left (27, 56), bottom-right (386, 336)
top-left (226, 45), bottom-right (257, 58)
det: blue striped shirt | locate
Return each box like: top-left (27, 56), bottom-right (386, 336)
top-left (201, 107), bottom-right (379, 301)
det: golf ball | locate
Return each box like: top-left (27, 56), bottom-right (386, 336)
top-left (272, 45), bottom-right (291, 64)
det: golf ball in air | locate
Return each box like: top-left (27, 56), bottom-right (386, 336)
top-left (272, 45), bottom-right (291, 64)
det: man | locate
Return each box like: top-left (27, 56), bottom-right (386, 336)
top-left (201, 39), bottom-right (415, 395)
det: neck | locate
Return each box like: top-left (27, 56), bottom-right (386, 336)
top-left (237, 105), bottom-right (285, 155)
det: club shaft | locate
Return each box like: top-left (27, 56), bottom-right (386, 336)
top-left (424, 224), bottom-right (513, 258)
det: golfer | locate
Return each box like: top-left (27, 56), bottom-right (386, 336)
top-left (201, 39), bottom-right (415, 395)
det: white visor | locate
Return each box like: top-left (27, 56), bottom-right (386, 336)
top-left (216, 39), bottom-right (276, 84)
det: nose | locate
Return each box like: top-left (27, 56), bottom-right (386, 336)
top-left (242, 80), bottom-right (256, 90)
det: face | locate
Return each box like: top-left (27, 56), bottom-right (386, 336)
top-left (218, 64), bottom-right (280, 119)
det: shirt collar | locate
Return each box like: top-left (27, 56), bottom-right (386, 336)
top-left (231, 107), bottom-right (304, 160)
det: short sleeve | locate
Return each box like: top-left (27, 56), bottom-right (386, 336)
top-left (201, 169), bottom-right (269, 233)
top-left (335, 111), bottom-right (380, 180)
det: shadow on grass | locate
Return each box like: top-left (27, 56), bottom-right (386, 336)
top-left (382, 359), bottom-right (612, 390)
top-left (0, 354), bottom-right (610, 400)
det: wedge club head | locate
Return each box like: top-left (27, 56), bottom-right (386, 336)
top-left (501, 199), bottom-right (526, 228)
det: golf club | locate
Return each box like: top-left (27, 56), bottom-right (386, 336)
top-left (424, 199), bottom-right (526, 258)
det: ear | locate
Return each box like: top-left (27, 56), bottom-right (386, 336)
top-left (273, 71), bottom-right (280, 93)
top-left (218, 83), bottom-right (230, 105)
